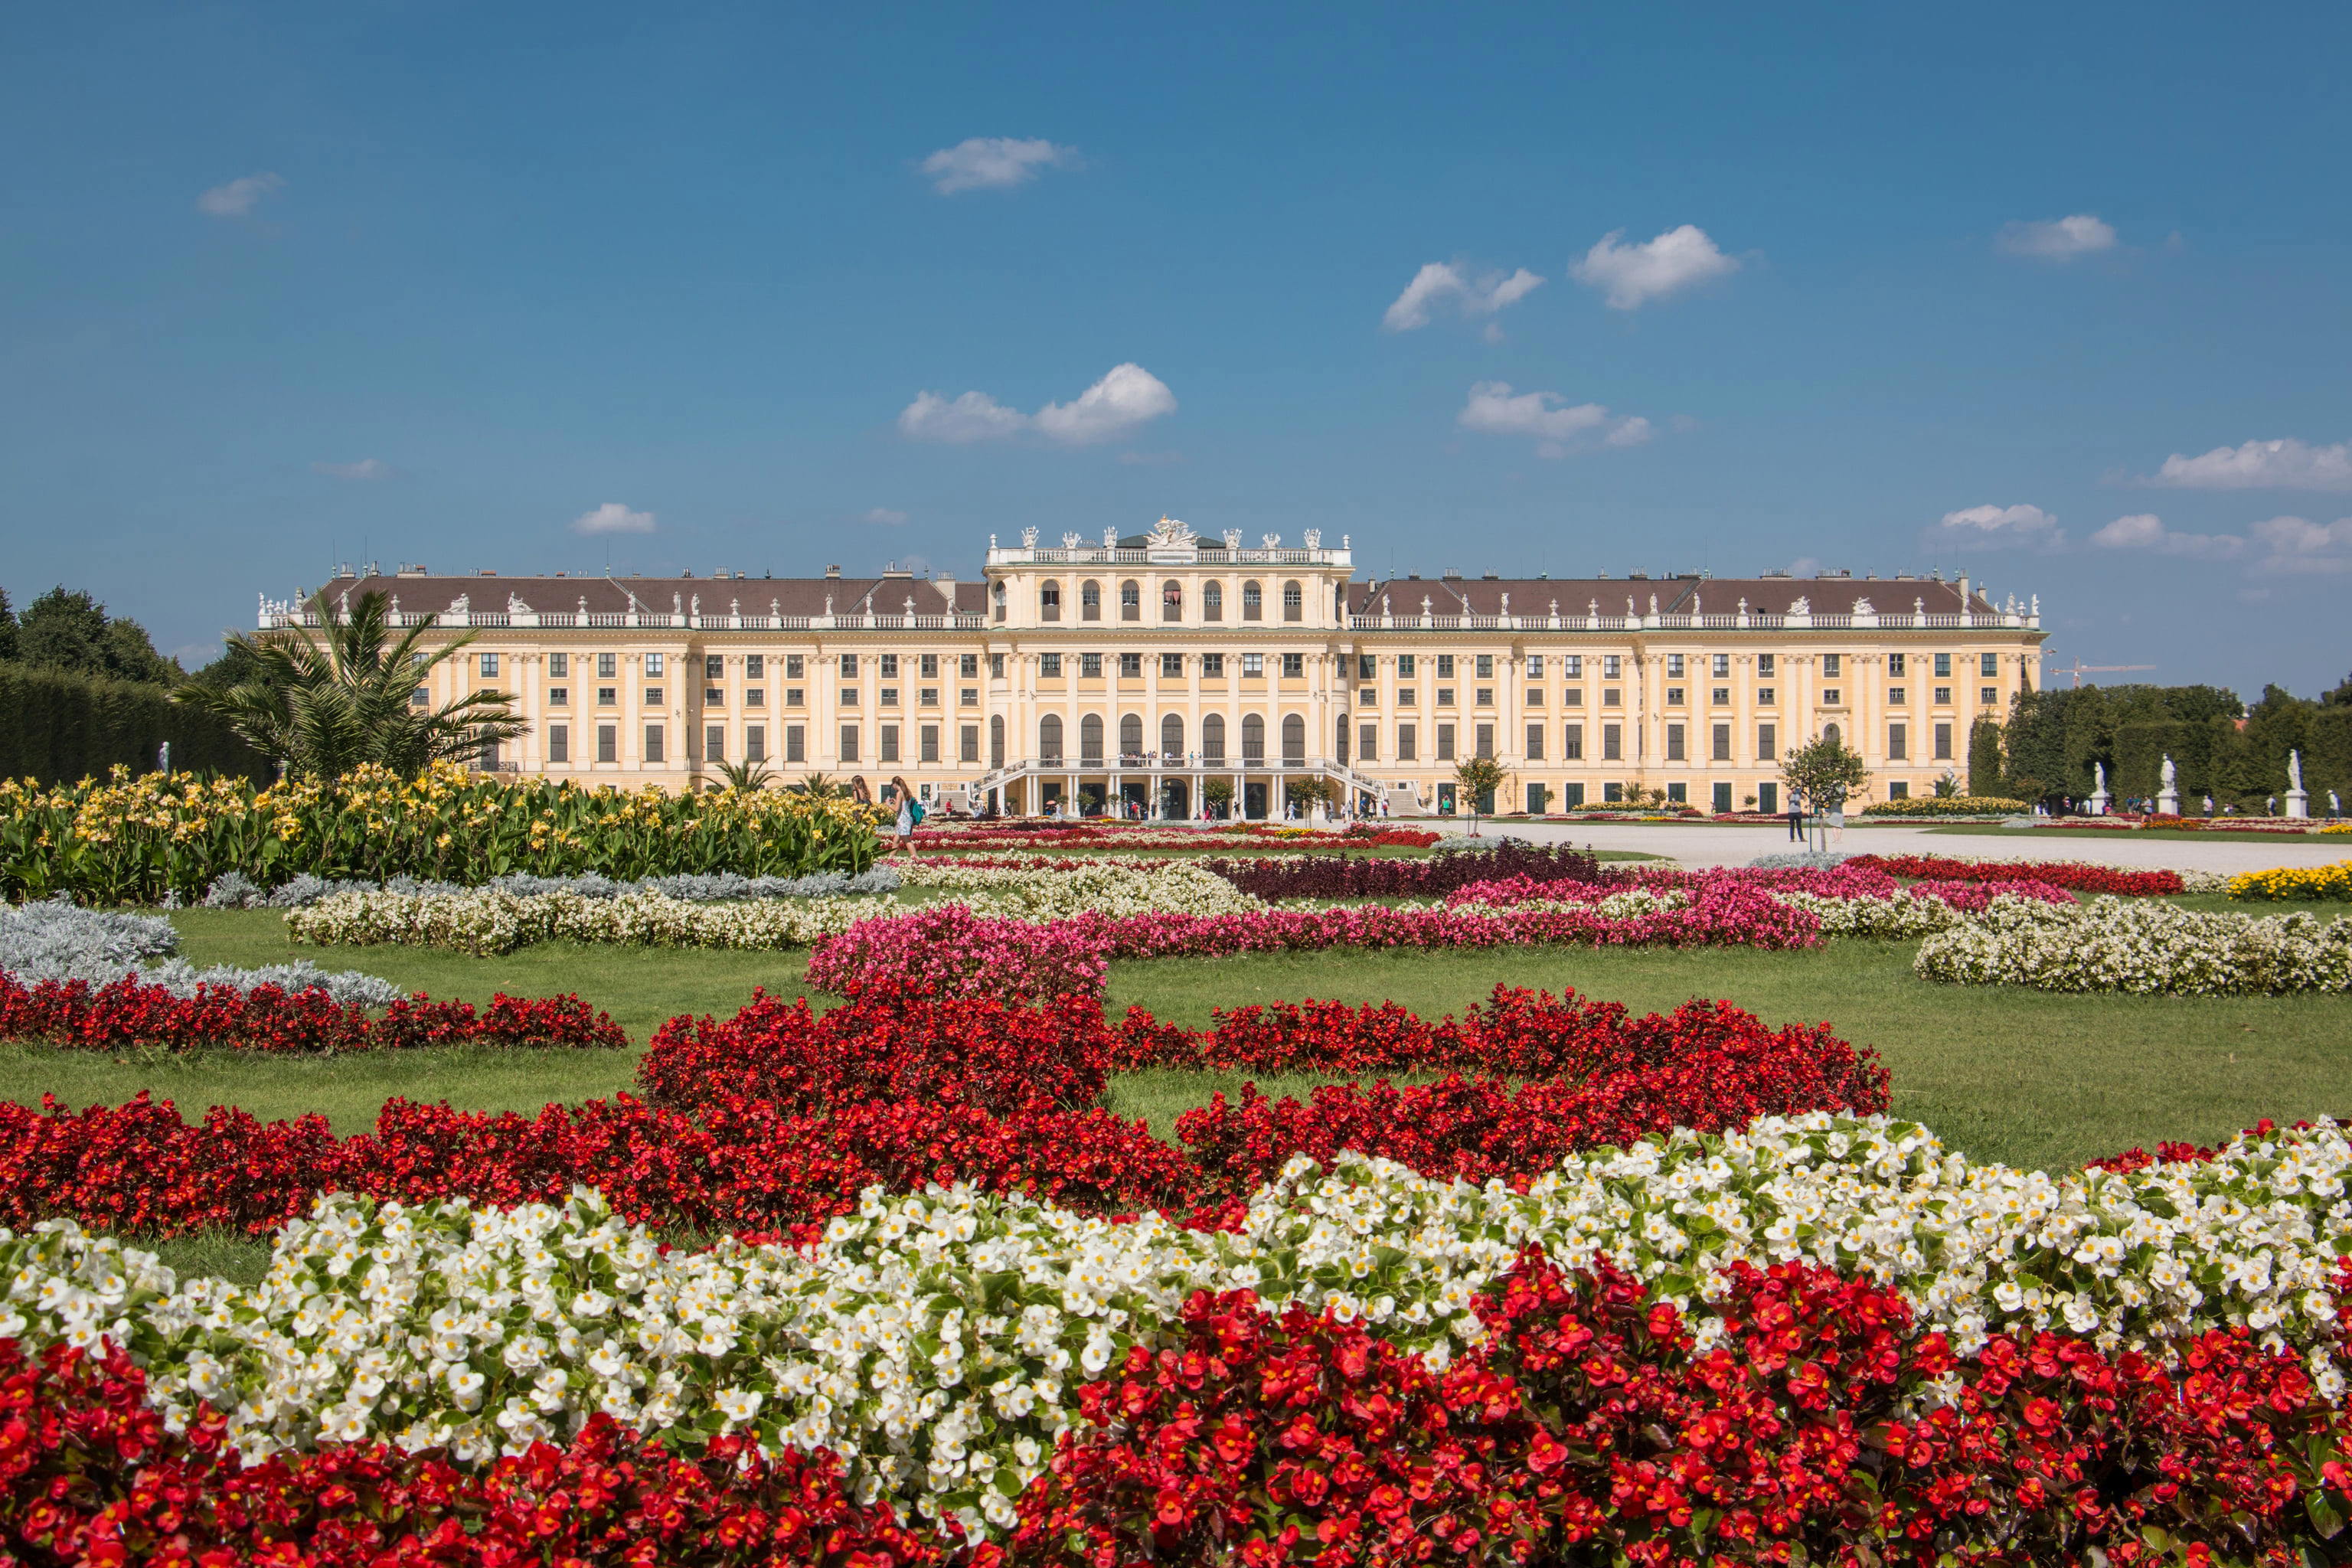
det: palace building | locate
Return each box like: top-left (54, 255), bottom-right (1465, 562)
top-left (260, 517), bottom-right (2047, 817)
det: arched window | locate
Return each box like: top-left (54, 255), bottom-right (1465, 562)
top-left (1119, 714), bottom-right (1143, 760)
top-left (1336, 716), bottom-right (1350, 763)
top-left (1080, 580), bottom-right (1102, 621)
top-left (1039, 714), bottom-right (1063, 763)
top-left (991, 582), bottom-right (1007, 623)
top-left (990, 714), bottom-right (1005, 769)
top-left (1282, 714), bottom-right (1305, 765)
top-left (1040, 581), bottom-right (1061, 622)
top-left (1203, 581), bottom-right (1224, 621)
top-left (1161, 714), bottom-right (1184, 759)
top-left (1161, 581), bottom-right (1182, 622)
top-left (1119, 580), bottom-right (1141, 621)
top-left (1823, 723), bottom-right (1841, 747)
top-left (1282, 580), bottom-right (1303, 622)
top-left (1241, 581), bottom-right (1263, 621)
top-left (1080, 714), bottom-right (1105, 765)
top-left (1241, 713), bottom-right (1266, 764)
top-left (1202, 713), bottom-right (1226, 763)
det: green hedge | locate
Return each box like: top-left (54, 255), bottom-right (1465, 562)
top-left (0, 664), bottom-right (268, 785)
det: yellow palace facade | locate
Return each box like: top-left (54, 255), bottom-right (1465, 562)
top-left (263, 517), bottom-right (2047, 817)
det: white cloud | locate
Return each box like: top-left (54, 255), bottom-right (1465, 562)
top-left (1995, 214), bottom-right (2117, 260)
top-left (897, 364), bottom-right (1177, 448)
top-left (197, 172), bottom-right (284, 217)
top-left (862, 508), bottom-right (909, 525)
top-left (1926, 502), bottom-right (2064, 550)
top-left (2249, 514), bottom-right (2352, 575)
top-left (2148, 437), bottom-right (2352, 492)
top-left (920, 136), bottom-right (1079, 194)
top-left (1033, 363), bottom-right (1178, 445)
top-left (1568, 225), bottom-right (1739, 310)
top-left (1380, 262), bottom-right (1545, 332)
top-left (571, 502), bottom-right (655, 535)
top-left (1457, 382), bottom-right (1651, 458)
top-left (313, 458), bottom-right (388, 480)
top-left (2089, 512), bottom-right (2246, 559)
top-left (897, 389), bottom-right (1027, 443)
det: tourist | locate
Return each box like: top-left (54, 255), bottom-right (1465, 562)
top-left (1786, 790), bottom-right (1805, 842)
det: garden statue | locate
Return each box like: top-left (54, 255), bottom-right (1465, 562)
top-left (2286, 750), bottom-right (2310, 818)
top-left (2157, 753), bottom-right (2180, 816)
top-left (2088, 760), bottom-right (2110, 815)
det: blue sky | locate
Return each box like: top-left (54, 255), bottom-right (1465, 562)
top-left (4, 2), bottom-right (2349, 694)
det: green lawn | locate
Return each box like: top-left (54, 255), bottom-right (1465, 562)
top-left (1926, 823), bottom-right (2345, 844)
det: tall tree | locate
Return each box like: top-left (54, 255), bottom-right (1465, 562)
top-left (172, 589), bottom-right (527, 776)
top-left (15, 587), bottom-right (181, 684)
top-left (0, 586), bottom-right (15, 662)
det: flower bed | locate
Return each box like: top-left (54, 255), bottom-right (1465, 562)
top-left (286, 886), bottom-right (902, 956)
top-left (2, 897), bottom-right (404, 1007)
top-left (911, 822), bottom-right (1440, 853)
top-left (0, 972), bottom-right (627, 1054)
top-left (1442, 864), bottom-right (2076, 939)
top-left (890, 859), bottom-right (1265, 919)
top-left (2229, 861), bottom-right (2352, 902)
top-left (6, 1111), bottom-right (2352, 1545)
top-left (1847, 851), bottom-right (2190, 896)
top-left (201, 864), bottom-right (903, 908)
top-left (1916, 893), bottom-right (2352, 995)
top-left (1859, 794), bottom-right (2029, 816)
top-left (0, 760), bottom-right (881, 905)
top-left (1202, 838), bottom-right (1613, 901)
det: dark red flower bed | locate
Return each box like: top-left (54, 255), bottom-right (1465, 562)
top-left (0, 972), bottom-right (626, 1054)
top-left (1847, 852), bottom-right (2186, 896)
top-left (1202, 839), bottom-right (1614, 900)
top-left (1017, 1251), bottom-right (2352, 1568)
top-left (0, 1337), bottom-right (943, 1568)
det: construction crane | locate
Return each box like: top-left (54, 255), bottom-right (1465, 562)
top-left (2051, 660), bottom-right (2155, 688)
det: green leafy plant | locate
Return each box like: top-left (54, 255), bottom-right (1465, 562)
top-left (1780, 731), bottom-right (1870, 815)
top-left (712, 759), bottom-right (776, 793)
top-left (1452, 756), bottom-right (1506, 834)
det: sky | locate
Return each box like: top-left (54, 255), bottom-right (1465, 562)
top-left (3, 1), bottom-right (2349, 696)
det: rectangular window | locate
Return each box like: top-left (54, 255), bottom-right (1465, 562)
top-left (1890, 687), bottom-right (1906, 705)
top-left (988, 654), bottom-right (1004, 678)
top-left (645, 653), bottom-right (663, 677)
top-left (1563, 688), bottom-right (1583, 706)
top-left (548, 724), bottom-right (569, 763)
top-left (643, 724), bottom-right (664, 763)
top-left (785, 687), bottom-right (804, 707)
top-left (746, 655), bottom-right (764, 679)
top-left (1527, 687), bottom-right (1543, 709)
top-left (840, 654), bottom-right (858, 678)
top-left (1602, 655), bottom-right (1622, 679)
top-left (1981, 686), bottom-right (1998, 706)
top-left (1563, 723), bottom-right (1583, 760)
top-left (746, 724), bottom-right (765, 762)
top-left (706, 725), bottom-right (725, 762)
top-left (786, 725), bottom-right (805, 763)
top-left (1933, 685), bottom-right (1952, 704)
top-left (1397, 723), bottom-right (1417, 761)
top-left (1436, 655), bottom-right (1455, 678)
top-left (1475, 654), bottom-right (1493, 678)
top-left (1120, 652), bottom-right (1143, 678)
top-left (1889, 780), bottom-right (1910, 799)
top-left (476, 652), bottom-right (498, 677)
top-left (1666, 782), bottom-right (1687, 804)
top-left (1822, 653), bottom-right (1841, 678)
top-left (1436, 723), bottom-right (1456, 761)
top-left (644, 686), bottom-right (663, 705)
top-left (1602, 724), bottom-right (1622, 761)
top-left (879, 687), bottom-right (899, 707)
top-left (1526, 655), bottom-right (1544, 678)
top-left (840, 724), bottom-right (859, 762)
top-left (1713, 781), bottom-right (1733, 813)
top-left (597, 652), bottom-right (617, 679)
top-left (880, 654), bottom-right (899, 678)
top-left (1822, 688), bottom-right (1841, 706)
top-left (918, 688), bottom-right (938, 707)
top-left (1361, 688), bottom-right (1377, 706)
top-left (1358, 723), bottom-right (1377, 761)
top-left (1934, 722), bottom-right (1953, 760)
top-left (1889, 723), bottom-right (1908, 760)
top-left (550, 653), bottom-right (569, 678)
top-left (1758, 781), bottom-right (1778, 814)
top-left (1040, 653), bottom-right (1063, 678)
top-left (1475, 687), bottom-right (1493, 706)
top-left (1758, 686), bottom-right (1775, 705)
top-left (1282, 653), bottom-right (1305, 678)
top-left (1603, 781), bottom-right (1622, 803)
top-left (1887, 652), bottom-right (1905, 677)
top-left (596, 724), bottom-right (617, 763)
top-left (1665, 687), bottom-right (1684, 705)
top-left (1602, 688), bottom-right (1621, 707)
top-left (1201, 652), bottom-right (1225, 677)
top-left (961, 687), bottom-right (978, 706)
top-left (705, 687), bottom-right (724, 706)
top-left (1980, 652), bottom-right (1998, 678)
top-left (785, 655), bottom-right (803, 679)
top-left (1161, 652), bottom-right (1184, 677)
top-left (1397, 654), bottom-right (1416, 678)
top-left (1666, 653), bottom-right (1684, 678)
top-left (1934, 652), bottom-right (1952, 678)
top-left (1358, 653), bottom-right (1377, 679)
top-left (705, 655), bottom-right (724, 680)
top-left (959, 724), bottom-right (979, 763)
top-left (920, 653), bottom-right (938, 678)
top-left (1242, 653), bottom-right (1265, 676)
top-left (878, 724), bottom-right (899, 763)
top-left (1665, 724), bottom-right (1685, 761)
top-left (548, 687), bottom-right (569, 707)
top-left (1398, 688), bottom-right (1416, 705)
top-left (1525, 723), bottom-right (1544, 760)
top-left (1712, 724), bottom-right (1731, 761)
top-left (746, 688), bottom-right (765, 707)
top-left (1561, 781), bottom-right (1586, 807)
top-left (1078, 653), bottom-right (1100, 678)
top-left (1711, 686), bottom-right (1730, 705)
top-left (1436, 687), bottom-right (1455, 706)
top-left (1711, 653), bottom-right (1730, 678)
top-left (1757, 653), bottom-right (1775, 677)
top-left (1757, 723), bottom-right (1777, 761)
top-left (1561, 655), bottom-right (1582, 678)
top-left (920, 724), bottom-right (939, 763)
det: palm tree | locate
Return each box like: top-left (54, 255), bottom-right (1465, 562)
top-left (713, 758), bottom-right (777, 792)
top-left (172, 589), bottom-right (527, 777)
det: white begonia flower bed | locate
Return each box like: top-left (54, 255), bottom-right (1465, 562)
top-left (6, 1112), bottom-right (2350, 1540)
top-left (890, 859), bottom-right (1266, 920)
top-left (1916, 894), bottom-right (2352, 995)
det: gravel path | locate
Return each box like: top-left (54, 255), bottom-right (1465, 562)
top-left (1429, 818), bottom-right (2352, 872)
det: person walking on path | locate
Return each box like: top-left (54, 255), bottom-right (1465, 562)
top-left (1786, 790), bottom-right (1805, 842)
